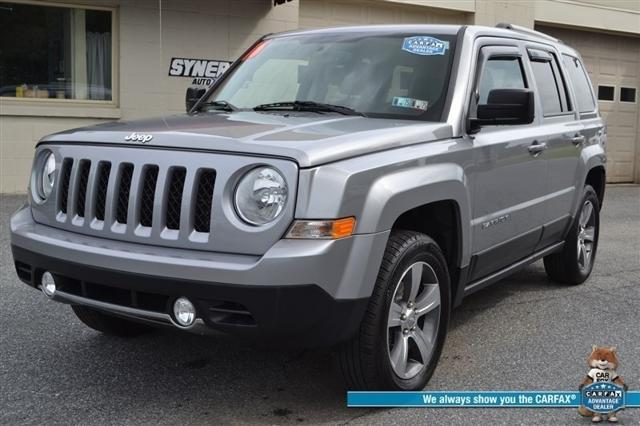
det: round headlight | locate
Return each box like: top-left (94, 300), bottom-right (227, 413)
top-left (234, 167), bottom-right (288, 225)
top-left (35, 151), bottom-right (56, 201)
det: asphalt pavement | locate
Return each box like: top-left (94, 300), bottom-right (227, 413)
top-left (1, 186), bottom-right (639, 425)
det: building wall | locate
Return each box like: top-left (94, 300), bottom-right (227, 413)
top-left (299, 0), bottom-right (470, 28)
top-left (1, 0), bottom-right (639, 192)
top-left (473, 0), bottom-right (535, 27)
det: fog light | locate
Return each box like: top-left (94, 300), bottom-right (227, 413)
top-left (41, 272), bottom-right (56, 297)
top-left (173, 297), bottom-right (196, 327)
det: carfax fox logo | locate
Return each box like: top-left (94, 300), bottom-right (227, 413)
top-left (579, 346), bottom-right (627, 423)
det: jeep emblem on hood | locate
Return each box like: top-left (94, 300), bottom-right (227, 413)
top-left (124, 132), bottom-right (153, 143)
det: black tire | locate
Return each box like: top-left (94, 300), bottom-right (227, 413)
top-left (544, 185), bottom-right (600, 285)
top-left (336, 230), bottom-right (451, 390)
top-left (72, 305), bottom-right (153, 337)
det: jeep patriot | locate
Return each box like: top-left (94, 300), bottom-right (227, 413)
top-left (10, 24), bottom-right (606, 390)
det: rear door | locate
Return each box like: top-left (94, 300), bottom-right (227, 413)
top-left (523, 45), bottom-right (584, 250)
top-left (467, 42), bottom-right (548, 282)
top-left (560, 52), bottom-right (605, 206)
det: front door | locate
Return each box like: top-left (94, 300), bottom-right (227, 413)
top-left (467, 44), bottom-right (548, 282)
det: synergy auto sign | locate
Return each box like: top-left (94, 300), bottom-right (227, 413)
top-left (168, 58), bottom-right (232, 85)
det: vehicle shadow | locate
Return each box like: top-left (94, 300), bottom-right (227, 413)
top-left (450, 261), bottom-right (562, 328)
top-left (33, 263), bottom-right (566, 425)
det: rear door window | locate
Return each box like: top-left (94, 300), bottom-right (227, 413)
top-left (528, 49), bottom-right (571, 116)
top-left (562, 54), bottom-right (596, 113)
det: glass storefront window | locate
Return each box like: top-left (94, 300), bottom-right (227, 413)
top-left (0, 2), bottom-right (113, 101)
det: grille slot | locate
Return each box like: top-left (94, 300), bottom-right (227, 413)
top-left (139, 165), bottom-right (159, 227)
top-left (59, 158), bottom-right (73, 214)
top-left (45, 148), bottom-right (231, 247)
top-left (193, 169), bottom-right (216, 233)
top-left (57, 278), bottom-right (169, 312)
top-left (94, 162), bottom-right (111, 221)
top-left (85, 282), bottom-right (132, 306)
top-left (207, 301), bottom-right (256, 326)
top-left (165, 167), bottom-right (186, 230)
top-left (14, 261), bottom-right (32, 283)
top-left (75, 160), bottom-right (91, 217)
top-left (116, 163), bottom-right (134, 224)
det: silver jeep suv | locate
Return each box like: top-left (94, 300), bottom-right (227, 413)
top-left (11, 24), bottom-right (606, 391)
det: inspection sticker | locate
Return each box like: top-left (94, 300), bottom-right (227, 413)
top-left (392, 97), bottom-right (429, 111)
top-left (402, 36), bottom-right (448, 56)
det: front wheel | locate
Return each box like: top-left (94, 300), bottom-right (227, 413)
top-left (336, 230), bottom-right (451, 390)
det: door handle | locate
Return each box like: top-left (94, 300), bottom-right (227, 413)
top-left (570, 134), bottom-right (586, 145)
top-left (528, 141), bottom-right (547, 156)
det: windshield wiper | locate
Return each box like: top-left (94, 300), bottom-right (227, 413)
top-left (253, 101), bottom-right (365, 116)
top-left (200, 100), bottom-right (239, 112)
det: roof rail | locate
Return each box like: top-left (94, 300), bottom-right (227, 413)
top-left (496, 23), bottom-right (561, 43)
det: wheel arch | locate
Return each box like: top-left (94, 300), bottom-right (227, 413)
top-left (585, 165), bottom-right (605, 209)
top-left (392, 201), bottom-right (462, 276)
top-left (391, 199), bottom-right (464, 305)
top-left (356, 164), bottom-right (471, 306)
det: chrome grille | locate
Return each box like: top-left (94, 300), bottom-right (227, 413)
top-left (32, 145), bottom-right (297, 255)
top-left (53, 155), bottom-right (216, 239)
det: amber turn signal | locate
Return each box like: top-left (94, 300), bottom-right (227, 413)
top-left (286, 217), bottom-right (356, 240)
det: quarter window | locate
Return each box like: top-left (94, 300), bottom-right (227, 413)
top-left (0, 2), bottom-right (113, 101)
top-left (562, 54), bottom-right (596, 113)
top-left (477, 57), bottom-right (526, 104)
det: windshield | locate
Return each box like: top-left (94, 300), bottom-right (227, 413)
top-left (204, 32), bottom-right (457, 121)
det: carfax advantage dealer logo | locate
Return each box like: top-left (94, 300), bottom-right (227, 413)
top-left (581, 382), bottom-right (625, 414)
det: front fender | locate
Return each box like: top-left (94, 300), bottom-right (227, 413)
top-left (359, 163), bottom-right (469, 231)
top-left (295, 143), bottom-right (473, 268)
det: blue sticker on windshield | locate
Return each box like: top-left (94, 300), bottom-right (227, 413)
top-left (402, 36), bottom-right (448, 56)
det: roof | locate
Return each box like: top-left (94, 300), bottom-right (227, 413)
top-left (269, 24), bottom-right (568, 49)
top-left (271, 24), bottom-right (463, 38)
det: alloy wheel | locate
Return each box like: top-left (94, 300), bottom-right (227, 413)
top-left (577, 200), bottom-right (596, 270)
top-left (386, 261), bottom-right (441, 380)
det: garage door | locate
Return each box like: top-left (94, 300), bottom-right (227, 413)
top-left (537, 25), bottom-right (640, 183)
top-left (300, 0), bottom-right (468, 29)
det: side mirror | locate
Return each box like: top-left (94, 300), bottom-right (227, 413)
top-left (185, 86), bottom-right (206, 113)
top-left (469, 89), bottom-right (534, 132)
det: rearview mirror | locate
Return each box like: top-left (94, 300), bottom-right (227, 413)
top-left (469, 89), bottom-right (534, 133)
top-left (185, 86), bottom-right (207, 113)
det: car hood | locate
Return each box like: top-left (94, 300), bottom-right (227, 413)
top-left (41, 112), bottom-right (453, 167)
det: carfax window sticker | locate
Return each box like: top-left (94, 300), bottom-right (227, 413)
top-left (402, 36), bottom-right (449, 56)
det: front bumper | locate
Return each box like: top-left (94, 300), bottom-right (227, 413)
top-left (11, 206), bottom-right (389, 346)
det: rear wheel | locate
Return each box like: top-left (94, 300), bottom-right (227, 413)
top-left (336, 230), bottom-right (451, 390)
top-left (72, 305), bottom-right (153, 337)
top-left (544, 185), bottom-right (600, 285)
